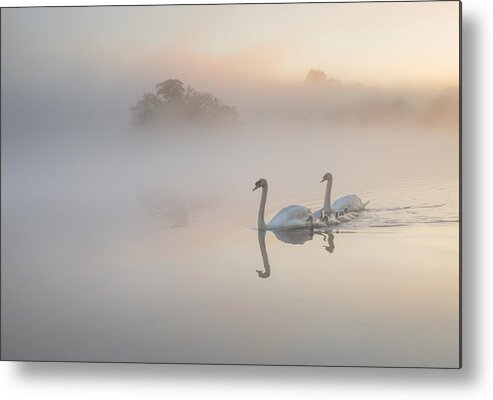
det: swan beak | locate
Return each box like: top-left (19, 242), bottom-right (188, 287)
top-left (320, 178), bottom-right (326, 183)
top-left (252, 186), bottom-right (259, 191)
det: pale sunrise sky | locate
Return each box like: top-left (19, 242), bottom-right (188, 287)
top-left (2, 1), bottom-right (460, 91)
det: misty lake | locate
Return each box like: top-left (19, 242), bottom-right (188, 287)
top-left (1, 124), bottom-right (459, 367)
top-left (0, 0), bottom-right (461, 369)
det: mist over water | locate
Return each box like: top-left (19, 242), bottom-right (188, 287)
top-left (1, 114), bottom-right (459, 367)
top-left (2, 118), bottom-right (458, 215)
top-left (1, 4), bottom-right (459, 366)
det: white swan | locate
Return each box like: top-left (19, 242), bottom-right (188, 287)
top-left (311, 172), bottom-right (334, 220)
top-left (253, 178), bottom-right (311, 230)
top-left (332, 195), bottom-right (369, 213)
top-left (306, 215), bottom-right (327, 232)
top-left (313, 171), bottom-right (369, 215)
top-left (322, 213), bottom-right (341, 226)
top-left (334, 211), bottom-right (351, 224)
top-left (337, 210), bottom-right (352, 223)
top-left (344, 207), bottom-right (358, 219)
top-left (341, 207), bottom-right (353, 220)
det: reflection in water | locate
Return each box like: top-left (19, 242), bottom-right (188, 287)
top-left (256, 228), bottom-right (336, 278)
top-left (256, 230), bottom-right (270, 278)
top-left (272, 229), bottom-right (314, 245)
top-left (323, 232), bottom-right (335, 253)
top-left (140, 191), bottom-right (219, 227)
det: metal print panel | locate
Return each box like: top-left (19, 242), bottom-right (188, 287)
top-left (0, 1), bottom-right (461, 367)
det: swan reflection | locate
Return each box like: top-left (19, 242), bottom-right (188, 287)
top-left (272, 229), bottom-right (314, 245)
top-left (140, 191), bottom-right (219, 227)
top-left (256, 228), bottom-right (337, 279)
top-left (256, 230), bottom-right (271, 278)
top-left (323, 232), bottom-right (335, 253)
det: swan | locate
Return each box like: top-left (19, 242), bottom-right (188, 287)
top-left (322, 212), bottom-right (340, 226)
top-left (332, 195), bottom-right (369, 213)
top-left (311, 172), bottom-right (334, 220)
top-left (253, 178), bottom-right (312, 230)
top-left (306, 215), bottom-right (327, 232)
top-left (337, 210), bottom-right (352, 223)
top-left (313, 171), bottom-right (369, 214)
top-left (344, 207), bottom-right (358, 219)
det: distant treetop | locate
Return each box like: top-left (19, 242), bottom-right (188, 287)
top-left (304, 69), bottom-right (342, 86)
top-left (130, 79), bottom-right (239, 128)
top-left (305, 69), bottom-right (327, 84)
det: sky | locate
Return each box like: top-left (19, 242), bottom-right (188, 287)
top-left (1, 1), bottom-right (460, 92)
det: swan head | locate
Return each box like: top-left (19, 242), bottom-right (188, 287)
top-left (320, 172), bottom-right (333, 183)
top-left (253, 178), bottom-right (268, 191)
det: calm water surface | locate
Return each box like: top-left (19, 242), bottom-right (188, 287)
top-left (2, 176), bottom-right (459, 367)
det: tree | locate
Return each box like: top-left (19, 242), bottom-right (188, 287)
top-left (130, 79), bottom-right (239, 128)
top-left (130, 93), bottom-right (161, 125)
top-left (304, 69), bottom-right (341, 87)
top-left (305, 69), bottom-right (328, 85)
top-left (155, 79), bottom-right (185, 102)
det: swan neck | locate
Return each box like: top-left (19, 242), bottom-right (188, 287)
top-left (257, 185), bottom-right (268, 230)
top-left (323, 178), bottom-right (333, 216)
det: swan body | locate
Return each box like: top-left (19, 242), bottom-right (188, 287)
top-left (253, 179), bottom-right (311, 230)
top-left (268, 205), bottom-right (312, 230)
top-left (332, 194), bottom-right (369, 213)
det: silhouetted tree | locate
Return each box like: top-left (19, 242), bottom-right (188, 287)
top-left (305, 69), bottom-right (328, 85)
top-left (131, 79), bottom-right (239, 128)
top-left (130, 93), bottom-right (161, 125)
top-left (156, 79), bottom-right (185, 102)
top-left (304, 69), bottom-right (342, 87)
